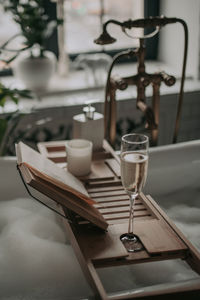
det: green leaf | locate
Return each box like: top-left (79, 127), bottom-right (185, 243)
top-left (10, 95), bottom-right (18, 104)
top-left (0, 82), bottom-right (33, 107)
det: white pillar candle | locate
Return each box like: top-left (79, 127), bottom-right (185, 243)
top-left (65, 139), bottom-right (93, 176)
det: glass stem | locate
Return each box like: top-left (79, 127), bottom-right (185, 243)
top-left (128, 194), bottom-right (136, 235)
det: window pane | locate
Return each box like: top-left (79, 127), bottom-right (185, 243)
top-left (0, 6), bottom-right (20, 44)
top-left (0, 5), bottom-right (20, 67)
top-left (64, 0), bottom-right (144, 54)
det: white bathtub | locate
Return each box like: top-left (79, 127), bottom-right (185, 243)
top-left (0, 140), bottom-right (200, 299)
top-left (146, 140), bottom-right (200, 251)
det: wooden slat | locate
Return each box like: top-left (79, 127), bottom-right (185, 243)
top-left (98, 206), bottom-right (147, 215)
top-left (135, 220), bottom-right (188, 254)
top-left (96, 202), bottom-right (130, 210)
top-left (46, 145), bottom-right (65, 152)
top-left (103, 140), bottom-right (120, 164)
top-left (77, 224), bottom-right (129, 262)
top-left (38, 140), bottom-right (66, 153)
top-left (94, 197), bottom-right (143, 206)
top-left (99, 206), bottom-right (130, 215)
top-left (103, 210), bottom-right (151, 220)
top-left (87, 179), bottom-right (122, 188)
top-left (92, 195), bottom-right (129, 203)
top-left (105, 158), bottom-right (121, 178)
top-left (79, 160), bottom-right (115, 182)
top-left (107, 215), bottom-right (153, 225)
top-left (87, 185), bottom-right (124, 193)
top-left (90, 190), bottom-right (127, 198)
top-left (92, 151), bottom-right (112, 161)
top-left (95, 201), bottom-right (145, 209)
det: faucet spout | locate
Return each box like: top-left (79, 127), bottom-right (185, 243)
top-left (137, 101), bottom-right (157, 130)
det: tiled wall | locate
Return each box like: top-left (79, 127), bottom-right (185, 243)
top-left (3, 90), bottom-right (200, 155)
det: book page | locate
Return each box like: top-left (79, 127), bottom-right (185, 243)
top-left (19, 163), bottom-right (108, 230)
top-left (16, 142), bottom-right (95, 204)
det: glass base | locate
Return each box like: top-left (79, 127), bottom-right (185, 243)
top-left (120, 233), bottom-right (144, 253)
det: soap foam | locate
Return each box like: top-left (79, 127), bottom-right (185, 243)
top-left (0, 198), bottom-right (91, 299)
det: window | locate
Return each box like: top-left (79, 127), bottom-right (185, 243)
top-left (64, 0), bottom-right (144, 55)
top-left (0, 0), bottom-right (159, 74)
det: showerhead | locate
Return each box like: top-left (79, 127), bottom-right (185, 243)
top-left (94, 30), bottom-right (116, 45)
top-left (94, 17), bottom-right (180, 46)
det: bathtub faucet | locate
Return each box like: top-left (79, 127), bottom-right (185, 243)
top-left (94, 16), bottom-right (188, 146)
top-left (101, 39), bottom-right (175, 146)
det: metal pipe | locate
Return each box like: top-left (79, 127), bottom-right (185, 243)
top-left (172, 19), bottom-right (188, 143)
top-left (104, 49), bottom-right (137, 145)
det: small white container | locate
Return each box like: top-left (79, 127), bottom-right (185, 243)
top-left (65, 139), bottom-right (93, 176)
top-left (73, 104), bottom-right (104, 151)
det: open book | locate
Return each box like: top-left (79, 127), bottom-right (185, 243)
top-left (16, 142), bottom-right (108, 230)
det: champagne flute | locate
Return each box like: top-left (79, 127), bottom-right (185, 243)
top-left (120, 133), bottom-right (149, 252)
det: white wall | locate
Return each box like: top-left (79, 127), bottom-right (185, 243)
top-left (158, 0), bottom-right (200, 79)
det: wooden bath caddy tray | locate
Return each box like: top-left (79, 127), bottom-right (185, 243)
top-left (38, 140), bottom-right (200, 299)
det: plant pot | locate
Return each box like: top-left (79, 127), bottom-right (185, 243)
top-left (13, 51), bottom-right (56, 93)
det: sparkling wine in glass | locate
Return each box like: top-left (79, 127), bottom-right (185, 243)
top-left (120, 133), bottom-right (149, 252)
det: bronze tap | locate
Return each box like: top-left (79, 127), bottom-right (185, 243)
top-left (94, 16), bottom-right (188, 146)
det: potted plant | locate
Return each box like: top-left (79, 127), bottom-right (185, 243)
top-left (0, 0), bottom-right (63, 92)
top-left (0, 82), bottom-right (32, 155)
